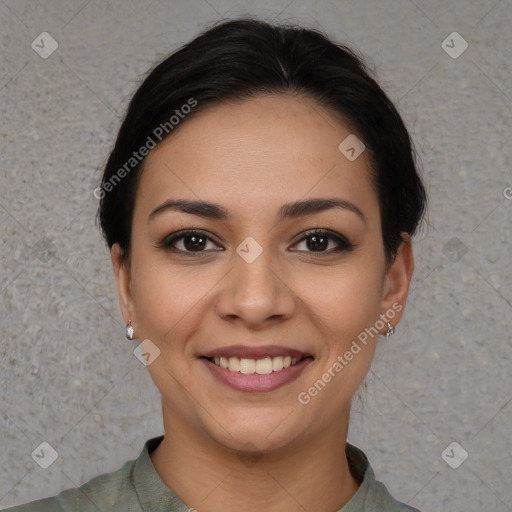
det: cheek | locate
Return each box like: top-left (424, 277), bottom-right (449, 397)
top-left (296, 260), bottom-right (384, 391)
top-left (299, 262), bottom-right (384, 340)
top-left (286, 263), bottom-right (384, 427)
top-left (130, 250), bottom-right (384, 345)
top-left (129, 254), bottom-right (220, 344)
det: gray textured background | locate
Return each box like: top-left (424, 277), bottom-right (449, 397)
top-left (1, 1), bottom-right (511, 510)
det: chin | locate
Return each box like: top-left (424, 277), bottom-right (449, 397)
top-left (205, 414), bottom-right (303, 454)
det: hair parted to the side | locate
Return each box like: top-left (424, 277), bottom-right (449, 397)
top-left (96, 17), bottom-right (426, 264)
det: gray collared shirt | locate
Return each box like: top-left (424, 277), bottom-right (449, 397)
top-left (4, 435), bottom-right (421, 511)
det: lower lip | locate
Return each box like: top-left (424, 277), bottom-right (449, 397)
top-left (201, 357), bottom-right (313, 392)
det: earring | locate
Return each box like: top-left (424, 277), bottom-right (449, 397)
top-left (385, 321), bottom-right (395, 339)
top-left (126, 320), bottom-right (134, 340)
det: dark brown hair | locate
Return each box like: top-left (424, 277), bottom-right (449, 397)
top-left (97, 17), bottom-right (426, 263)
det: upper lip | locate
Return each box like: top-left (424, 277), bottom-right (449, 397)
top-left (201, 345), bottom-right (311, 360)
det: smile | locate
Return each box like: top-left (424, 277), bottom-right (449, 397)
top-left (200, 346), bottom-right (314, 392)
top-left (206, 355), bottom-right (304, 374)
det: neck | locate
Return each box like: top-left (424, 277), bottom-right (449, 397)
top-left (150, 404), bottom-right (361, 512)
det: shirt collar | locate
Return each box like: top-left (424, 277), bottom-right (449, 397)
top-left (132, 435), bottom-right (191, 511)
top-left (132, 435), bottom-right (376, 512)
top-left (338, 442), bottom-right (374, 511)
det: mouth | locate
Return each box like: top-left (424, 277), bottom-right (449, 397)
top-left (199, 345), bottom-right (314, 392)
top-left (202, 355), bottom-right (313, 374)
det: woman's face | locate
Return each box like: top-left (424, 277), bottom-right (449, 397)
top-left (112, 93), bottom-right (413, 452)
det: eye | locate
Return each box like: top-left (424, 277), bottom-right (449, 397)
top-left (292, 228), bottom-right (355, 254)
top-left (157, 230), bottom-right (222, 254)
top-left (157, 228), bottom-right (355, 256)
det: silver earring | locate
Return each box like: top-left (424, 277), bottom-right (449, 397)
top-left (126, 320), bottom-right (134, 340)
top-left (385, 321), bottom-right (395, 339)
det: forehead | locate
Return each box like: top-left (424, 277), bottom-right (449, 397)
top-left (136, 94), bottom-right (378, 221)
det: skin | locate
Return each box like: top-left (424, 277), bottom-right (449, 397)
top-left (111, 93), bottom-right (414, 512)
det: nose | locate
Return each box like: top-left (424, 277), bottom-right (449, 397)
top-left (214, 241), bottom-right (297, 329)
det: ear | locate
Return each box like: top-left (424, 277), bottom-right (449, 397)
top-left (379, 233), bottom-right (415, 330)
top-left (111, 243), bottom-right (136, 332)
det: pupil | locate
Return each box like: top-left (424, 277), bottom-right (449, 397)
top-left (308, 235), bottom-right (327, 251)
top-left (185, 235), bottom-right (206, 251)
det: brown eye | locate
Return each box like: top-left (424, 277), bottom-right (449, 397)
top-left (293, 229), bottom-right (355, 254)
top-left (181, 233), bottom-right (207, 251)
top-left (158, 230), bottom-right (222, 254)
top-left (306, 233), bottom-right (329, 251)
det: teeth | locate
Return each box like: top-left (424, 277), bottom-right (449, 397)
top-left (210, 355), bottom-right (303, 374)
top-left (239, 358), bottom-right (256, 374)
top-left (228, 357), bottom-right (240, 371)
top-left (272, 356), bottom-right (284, 371)
top-left (256, 357), bottom-right (273, 374)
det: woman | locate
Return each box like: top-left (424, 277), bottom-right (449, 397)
top-left (6, 17), bottom-right (426, 512)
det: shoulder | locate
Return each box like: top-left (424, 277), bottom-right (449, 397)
top-left (369, 478), bottom-right (422, 512)
top-left (2, 456), bottom-right (138, 512)
top-left (344, 443), bottom-right (422, 512)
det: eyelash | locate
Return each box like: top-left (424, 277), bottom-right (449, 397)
top-left (157, 228), bottom-right (356, 256)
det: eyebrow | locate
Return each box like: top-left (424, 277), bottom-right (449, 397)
top-left (148, 197), bottom-right (366, 224)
